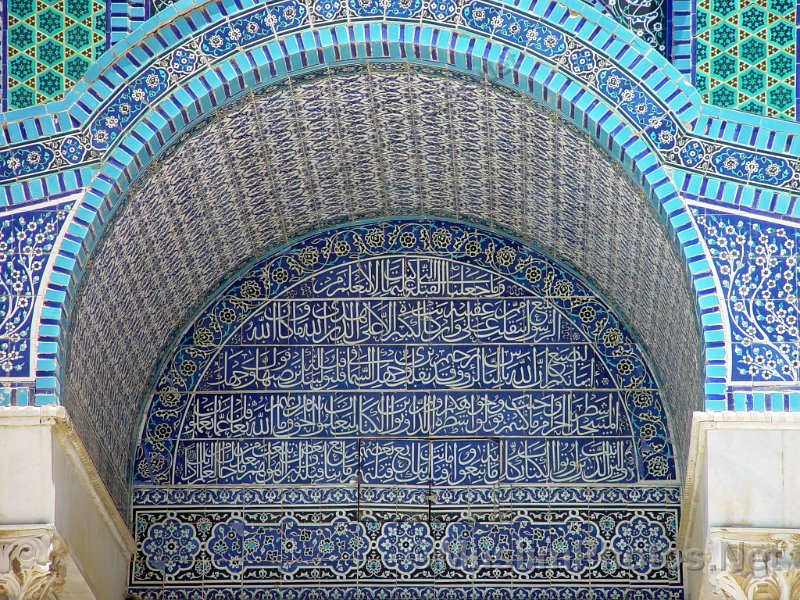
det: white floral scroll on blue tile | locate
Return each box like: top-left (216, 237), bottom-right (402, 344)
top-left (694, 208), bottom-right (799, 383)
top-left (0, 203), bottom-right (70, 385)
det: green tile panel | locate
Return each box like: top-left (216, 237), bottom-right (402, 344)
top-left (4, 0), bottom-right (107, 110)
top-left (696, 0), bottom-right (797, 120)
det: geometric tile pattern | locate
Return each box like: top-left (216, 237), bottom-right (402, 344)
top-left (62, 65), bottom-right (701, 517)
top-left (3, 0), bottom-right (106, 110)
top-left (129, 218), bottom-right (682, 598)
top-left (696, 0), bottom-right (797, 120)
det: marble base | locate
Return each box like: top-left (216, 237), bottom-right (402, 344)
top-left (0, 407), bottom-right (134, 599)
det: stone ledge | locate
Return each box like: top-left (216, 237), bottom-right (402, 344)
top-left (0, 406), bottom-right (134, 599)
top-left (692, 411), bottom-right (800, 425)
top-left (0, 406), bottom-right (67, 425)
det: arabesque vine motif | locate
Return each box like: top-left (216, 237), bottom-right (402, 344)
top-left (694, 209), bottom-right (799, 383)
top-left (0, 205), bottom-right (70, 376)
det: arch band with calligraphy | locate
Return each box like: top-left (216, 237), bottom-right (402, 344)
top-left (130, 218), bottom-right (682, 599)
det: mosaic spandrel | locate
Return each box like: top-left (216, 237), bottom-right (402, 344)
top-left (695, 0), bottom-right (797, 119)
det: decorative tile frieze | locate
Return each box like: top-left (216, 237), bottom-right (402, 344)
top-left (149, 0), bottom-right (667, 53)
top-left (129, 586), bottom-right (684, 599)
top-left (129, 497), bottom-right (682, 596)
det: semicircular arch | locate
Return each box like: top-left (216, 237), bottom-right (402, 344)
top-left (59, 59), bottom-right (706, 515)
top-left (30, 0), bottom-right (716, 515)
top-left (137, 217), bottom-right (677, 488)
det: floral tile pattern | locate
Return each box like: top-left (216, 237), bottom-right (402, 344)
top-left (155, 0), bottom-right (669, 54)
top-left (2, 0), bottom-right (107, 110)
top-left (693, 208), bottom-right (799, 383)
top-left (0, 203), bottom-right (70, 379)
top-left (129, 488), bottom-right (682, 598)
top-left (695, 0), bottom-right (797, 119)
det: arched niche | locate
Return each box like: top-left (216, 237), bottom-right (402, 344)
top-left (129, 217), bottom-right (682, 598)
top-left (63, 63), bottom-right (701, 522)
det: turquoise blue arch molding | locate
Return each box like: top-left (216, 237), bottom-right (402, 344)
top-left (1, 0), bottom-right (723, 398)
top-left (1, 0), bottom-right (800, 513)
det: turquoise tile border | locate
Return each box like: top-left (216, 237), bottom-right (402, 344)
top-left (1, 0), bottom-right (799, 211)
top-left (17, 24), bottom-right (718, 416)
top-left (0, 0), bottom-right (795, 418)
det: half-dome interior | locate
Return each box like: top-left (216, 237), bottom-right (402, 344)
top-left (64, 63), bottom-right (702, 516)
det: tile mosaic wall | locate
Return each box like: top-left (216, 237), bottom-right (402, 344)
top-left (2, 0), bottom-right (107, 110)
top-left (0, 202), bottom-right (70, 377)
top-left (0, 0), bottom-right (793, 595)
top-left (0, 0), bottom-right (794, 593)
top-left (129, 488), bottom-right (682, 599)
top-left (695, 0), bottom-right (797, 119)
top-left (129, 219), bottom-right (682, 598)
top-left (693, 207), bottom-right (799, 384)
top-left (62, 66), bottom-right (701, 518)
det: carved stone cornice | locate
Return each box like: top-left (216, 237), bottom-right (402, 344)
top-left (0, 526), bottom-right (66, 600)
top-left (708, 529), bottom-right (800, 600)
